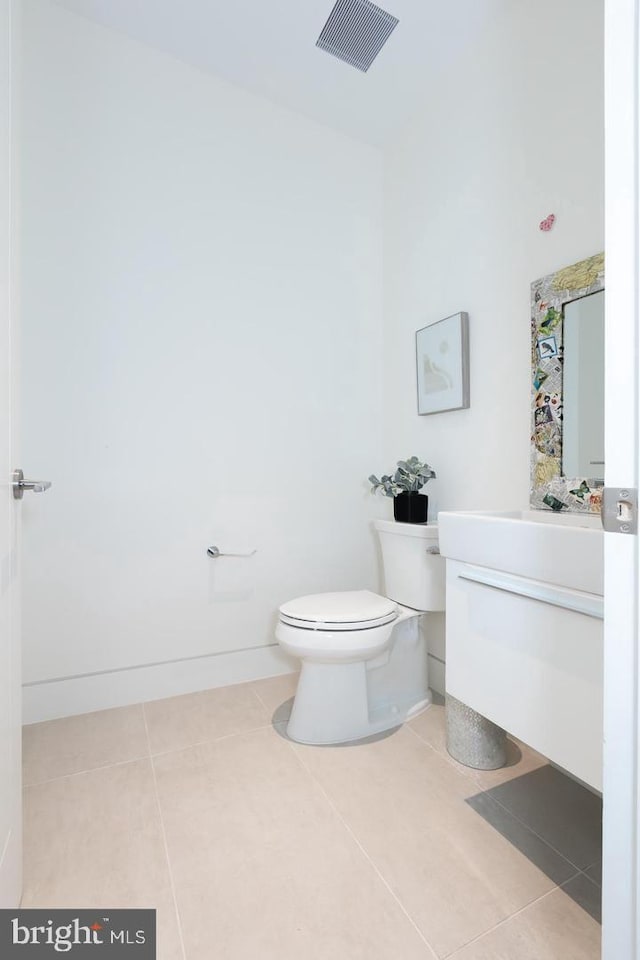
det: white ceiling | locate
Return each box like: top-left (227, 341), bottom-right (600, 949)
top-left (51, 0), bottom-right (509, 145)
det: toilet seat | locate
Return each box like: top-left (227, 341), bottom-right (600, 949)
top-left (279, 590), bottom-right (397, 631)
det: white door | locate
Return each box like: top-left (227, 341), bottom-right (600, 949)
top-left (0, 0), bottom-right (21, 907)
top-left (602, 1), bottom-right (640, 957)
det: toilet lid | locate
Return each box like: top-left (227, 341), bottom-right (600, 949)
top-left (279, 590), bottom-right (397, 631)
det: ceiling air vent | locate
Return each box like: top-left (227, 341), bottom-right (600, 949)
top-left (316, 0), bottom-right (399, 73)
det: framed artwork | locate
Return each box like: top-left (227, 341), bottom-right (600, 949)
top-left (537, 335), bottom-right (558, 359)
top-left (416, 312), bottom-right (470, 415)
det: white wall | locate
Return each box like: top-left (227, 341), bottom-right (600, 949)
top-left (382, 0), bottom-right (604, 683)
top-left (382, 0), bottom-right (604, 518)
top-left (20, 0), bottom-right (385, 719)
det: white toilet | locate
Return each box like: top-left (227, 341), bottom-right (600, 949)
top-left (276, 519), bottom-right (445, 744)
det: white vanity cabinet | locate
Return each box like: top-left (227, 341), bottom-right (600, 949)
top-left (440, 254), bottom-right (607, 792)
top-left (439, 510), bottom-right (603, 792)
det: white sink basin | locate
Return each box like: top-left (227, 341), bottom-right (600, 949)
top-left (438, 509), bottom-right (603, 595)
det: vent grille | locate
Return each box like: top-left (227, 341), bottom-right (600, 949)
top-left (316, 0), bottom-right (399, 73)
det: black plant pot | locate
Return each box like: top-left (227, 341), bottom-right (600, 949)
top-left (393, 492), bottom-right (428, 524)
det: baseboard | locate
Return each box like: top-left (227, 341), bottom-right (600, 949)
top-left (0, 822), bottom-right (22, 909)
top-left (23, 644), bottom-right (298, 724)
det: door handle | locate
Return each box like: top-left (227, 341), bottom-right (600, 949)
top-left (12, 469), bottom-right (52, 500)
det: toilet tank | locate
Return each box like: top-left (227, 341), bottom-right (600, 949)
top-left (374, 519), bottom-right (445, 611)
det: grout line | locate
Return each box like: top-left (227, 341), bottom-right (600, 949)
top-left (249, 674), bottom-right (299, 715)
top-left (142, 704), bottom-right (188, 960)
top-left (248, 683), bottom-right (271, 713)
top-left (443, 869), bottom-right (584, 959)
top-left (281, 736), bottom-right (439, 960)
top-left (148, 722), bottom-right (274, 761)
top-left (557, 870), bottom-right (598, 892)
top-left (577, 866), bottom-right (602, 890)
top-left (22, 754), bottom-right (151, 789)
top-left (404, 716), bottom-right (494, 789)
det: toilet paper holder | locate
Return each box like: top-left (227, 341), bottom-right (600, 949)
top-left (207, 546), bottom-right (257, 559)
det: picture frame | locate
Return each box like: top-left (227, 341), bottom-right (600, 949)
top-left (416, 312), bottom-right (470, 415)
top-left (537, 335), bottom-right (558, 359)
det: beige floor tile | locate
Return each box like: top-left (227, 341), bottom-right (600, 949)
top-left (408, 703), bottom-right (548, 788)
top-left (22, 705), bottom-right (149, 785)
top-left (153, 726), bottom-right (437, 960)
top-left (480, 764), bottom-right (602, 870)
top-left (22, 760), bottom-right (183, 960)
top-left (291, 726), bottom-right (577, 958)
top-left (248, 671), bottom-right (299, 722)
top-left (449, 875), bottom-right (601, 959)
top-left (144, 681), bottom-right (270, 755)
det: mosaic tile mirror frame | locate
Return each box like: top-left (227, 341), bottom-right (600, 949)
top-left (530, 252), bottom-right (604, 514)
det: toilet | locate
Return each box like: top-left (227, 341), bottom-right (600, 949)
top-left (276, 519), bottom-right (445, 744)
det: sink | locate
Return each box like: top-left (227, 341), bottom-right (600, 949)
top-left (438, 509), bottom-right (603, 596)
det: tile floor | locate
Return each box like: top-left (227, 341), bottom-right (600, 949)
top-left (22, 676), bottom-right (602, 960)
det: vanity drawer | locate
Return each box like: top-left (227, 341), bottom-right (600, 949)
top-left (446, 559), bottom-right (603, 791)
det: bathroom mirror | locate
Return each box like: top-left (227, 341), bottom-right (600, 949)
top-left (530, 252), bottom-right (604, 514)
top-left (562, 291), bottom-right (605, 478)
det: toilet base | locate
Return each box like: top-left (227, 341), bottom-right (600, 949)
top-left (285, 658), bottom-right (432, 745)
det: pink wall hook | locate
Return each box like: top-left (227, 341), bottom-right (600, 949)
top-left (539, 213), bottom-right (556, 232)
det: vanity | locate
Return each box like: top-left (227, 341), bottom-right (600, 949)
top-left (439, 254), bottom-right (604, 792)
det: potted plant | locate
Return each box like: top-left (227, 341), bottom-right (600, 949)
top-left (368, 456), bottom-right (436, 524)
